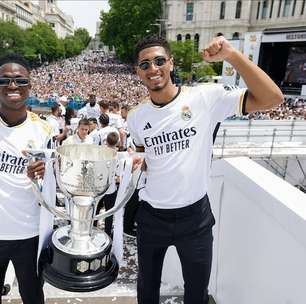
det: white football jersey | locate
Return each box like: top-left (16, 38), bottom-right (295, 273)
top-left (108, 113), bottom-right (123, 129)
top-left (0, 112), bottom-right (51, 240)
top-left (46, 114), bottom-right (60, 137)
top-left (62, 133), bottom-right (93, 145)
top-left (97, 126), bottom-right (120, 146)
top-left (127, 85), bottom-right (246, 209)
top-left (77, 103), bottom-right (101, 119)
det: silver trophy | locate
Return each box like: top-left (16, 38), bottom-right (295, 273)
top-left (26, 144), bottom-right (138, 292)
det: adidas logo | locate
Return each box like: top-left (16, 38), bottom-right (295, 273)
top-left (143, 122), bottom-right (152, 130)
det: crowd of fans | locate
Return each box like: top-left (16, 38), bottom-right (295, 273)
top-left (30, 51), bottom-right (148, 108)
top-left (29, 50), bottom-right (305, 121)
top-left (245, 96), bottom-right (306, 120)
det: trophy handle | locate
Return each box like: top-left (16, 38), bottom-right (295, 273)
top-left (94, 157), bottom-right (140, 221)
top-left (54, 155), bottom-right (73, 199)
top-left (25, 149), bottom-right (70, 220)
top-left (31, 178), bottom-right (70, 220)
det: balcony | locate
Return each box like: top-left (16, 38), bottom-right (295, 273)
top-left (3, 121), bottom-right (306, 303)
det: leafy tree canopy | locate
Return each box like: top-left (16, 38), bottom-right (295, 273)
top-left (74, 28), bottom-right (91, 48)
top-left (170, 40), bottom-right (220, 82)
top-left (0, 21), bottom-right (89, 65)
top-left (100, 0), bottom-right (161, 62)
top-left (0, 21), bottom-right (25, 55)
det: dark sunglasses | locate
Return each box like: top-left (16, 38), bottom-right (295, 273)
top-left (0, 77), bottom-right (30, 87)
top-left (138, 56), bottom-right (169, 70)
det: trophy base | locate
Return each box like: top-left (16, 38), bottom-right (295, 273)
top-left (40, 234), bottom-right (119, 292)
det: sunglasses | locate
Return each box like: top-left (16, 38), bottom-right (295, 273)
top-left (0, 77), bottom-right (30, 87)
top-left (138, 56), bottom-right (169, 70)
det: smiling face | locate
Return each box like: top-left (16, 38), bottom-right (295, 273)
top-left (0, 63), bottom-right (30, 114)
top-left (136, 46), bottom-right (174, 93)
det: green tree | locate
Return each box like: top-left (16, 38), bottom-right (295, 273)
top-left (170, 40), bottom-right (202, 81)
top-left (211, 62), bottom-right (223, 75)
top-left (194, 64), bottom-right (217, 79)
top-left (24, 22), bottom-right (63, 62)
top-left (100, 0), bottom-right (161, 62)
top-left (74, 28), bottom-right (91, 48)
top-left (0, 21), bottom-right (25, 56)
top-left (63, 36), bottom-right (83, 58)
top-left (170, 40), bottom-right (221, 82)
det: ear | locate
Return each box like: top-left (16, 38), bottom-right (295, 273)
top-left (135, 66), bottom-right (141, 78)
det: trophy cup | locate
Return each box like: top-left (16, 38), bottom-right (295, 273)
top-left (26, 144), bottom-right (138, 292)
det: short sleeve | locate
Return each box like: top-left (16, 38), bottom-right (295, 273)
top-left (205, 84), bottom-right (247, 124)
top-left (127, 111), bottom-right (144, 148)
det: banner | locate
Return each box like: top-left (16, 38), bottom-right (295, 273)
top-left (221, 39), bottom-right (241, 86)
top-left (239, 32), bottom-right (262, 88)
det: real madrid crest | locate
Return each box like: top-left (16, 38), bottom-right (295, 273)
top-left (225, 66), bottom-right (234, 76)
top-left (181, 105), bottom-right (192, 121)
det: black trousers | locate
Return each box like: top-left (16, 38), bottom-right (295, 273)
top-left (0, 236), bottom-right (44, 304)
top-left (123, 189), bottom-right (139, 233)
top-left (136, 195), bottom-right (215, 304)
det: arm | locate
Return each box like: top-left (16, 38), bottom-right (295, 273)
top-left (203, 36), bottom-right (284, 113)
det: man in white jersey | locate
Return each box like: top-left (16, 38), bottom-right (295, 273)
top-left (77, 94), bottom-right (101, 120)
top-left (0, 54), bottom-right (51, 304)
top-left (97, 113), bottom-right (120, 146)
top-left (62, 118), bottom-right (93, 145)
top-left (88, 117), bottom-right (100, 145)
top-left (46, 104), bottom-right (68, 146)
top-left (127, 35), bottom-right (284, 304)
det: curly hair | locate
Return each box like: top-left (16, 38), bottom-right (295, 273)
top-left (134, 35), bottom-right (171, 63)
top-left (0, 53), bottom-right (31, 72)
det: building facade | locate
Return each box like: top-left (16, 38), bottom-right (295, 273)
top-left (38, 0), bottom-right (74, 38)
top-left (0, 0), bottom-right (74, 37)
top-left (165, 0), bottom-right (306, 51)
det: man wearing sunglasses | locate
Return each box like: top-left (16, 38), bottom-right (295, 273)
top-left (127, 35), bottom-right (284, 304)
top-left (0, 53), bottom-right (50, 304)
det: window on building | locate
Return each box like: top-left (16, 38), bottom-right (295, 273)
top-left (220, 1), bottom-right (226, 19)
top-left (277, 0), bottom-right (283, 17)
top-left (283, 0), bottom-right (291, 16)
top-left (232, 32), bottom-right (240, 40)
top-left (301, 0), bottom-right (306, 14)
top-left (49, 23), bottom-right (55, 28)
top-left (194, 33), bottom-right (200, 52)
top-left (256, 1), bottom-right (261, 19)
top-left (269, 0), bottom-right (274, 17)
top-left (235, 1), bottom-right (242, 18)
top-left (185, 34), bottom-right (191, 40)
top-left (177, 34), bottom-right (182, 42)
top-left (292, 0), bottom-right (297, 15)
top-left (186, 2), bottom-right (194, 21)
top-left (262, 0), bottom-right (268, 18)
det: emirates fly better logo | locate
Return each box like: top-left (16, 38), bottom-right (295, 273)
top-left (144, 126), bottom-right (197, 156)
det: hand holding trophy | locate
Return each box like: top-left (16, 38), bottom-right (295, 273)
top-left (25, 144), bottom-right (139, 292)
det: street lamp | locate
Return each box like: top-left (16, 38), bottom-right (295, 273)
top-left (152, 19), bottom-right (171, 38)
